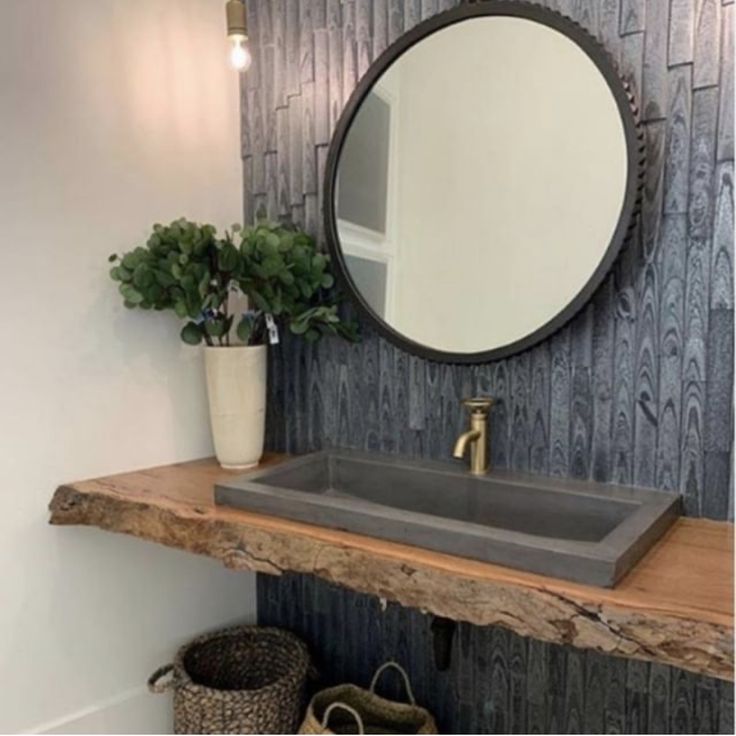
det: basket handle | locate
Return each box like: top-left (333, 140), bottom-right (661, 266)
top-left (147, 664), bottom-right (175, 694)
top-left (321, 702), bottom-right (365, 735)
top-left (369, 661), bottom-right (416, 706)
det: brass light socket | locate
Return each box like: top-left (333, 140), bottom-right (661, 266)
top-left (226, 0), bottom-right (247, 38)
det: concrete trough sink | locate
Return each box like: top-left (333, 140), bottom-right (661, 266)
top-left (215, 450), bottom-right (680, 587)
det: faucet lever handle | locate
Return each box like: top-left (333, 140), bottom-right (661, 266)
top-left (461, 397), bottom-right (494, 414)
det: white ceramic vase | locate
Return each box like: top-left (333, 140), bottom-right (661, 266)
top-left (204, 345), bottom-right (267, 469)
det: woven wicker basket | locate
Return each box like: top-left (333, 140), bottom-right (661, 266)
top-left (299, 662), bottom-right (437, 735)
top-left (148, 625), bottom-right (310, 734)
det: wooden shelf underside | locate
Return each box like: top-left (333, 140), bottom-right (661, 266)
top-left (49, 455), bottom-right (734, 681)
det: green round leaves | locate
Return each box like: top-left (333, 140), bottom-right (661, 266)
top-left (108, 218), bottom-right (357, 347)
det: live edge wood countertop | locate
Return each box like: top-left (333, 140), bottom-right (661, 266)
top-left (49, 455), bottom-right (734, 681)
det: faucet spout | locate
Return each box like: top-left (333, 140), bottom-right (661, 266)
top-left (453, 429), bottom-right (481, 459)
top-left (453, 397), bottom-right (493, 475)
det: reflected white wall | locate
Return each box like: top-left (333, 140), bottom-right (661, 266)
top-left (372, 18), bottom-right (628, 353)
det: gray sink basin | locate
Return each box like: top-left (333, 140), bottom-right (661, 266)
top-left (215, 450), bottom-right (680, 587)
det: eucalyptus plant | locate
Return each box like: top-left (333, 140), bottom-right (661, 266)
top-left (108, 218), bottom-right (358, 347)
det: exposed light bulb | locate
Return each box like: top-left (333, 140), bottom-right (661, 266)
top-left (229, 35), bottom-right (252, 71)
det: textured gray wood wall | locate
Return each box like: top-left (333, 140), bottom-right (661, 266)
top-left (242, 0), bottom-right (734, 520)
top-left (258, 573), bottom-right (734, 734)
top-left (243, 2), bottom-right (734, 733)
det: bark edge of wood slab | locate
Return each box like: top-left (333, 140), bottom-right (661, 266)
top-left (49, 455), bottom-right (734, 681)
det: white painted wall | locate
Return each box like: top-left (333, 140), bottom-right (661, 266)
top-left (0, 1), bottom-right (255, 732)
top-left (388, 18), bottom-right (627, 353)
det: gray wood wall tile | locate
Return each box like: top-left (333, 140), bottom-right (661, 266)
top-left (694, 0), bottom-right (722, 88)
top-left (717, 4), bottom-right (734, 160)
top-left (642, 0), bottom-right (669, 121)
top-left (258, 573), bottom-right (734, 734)
top-left (243, 0), bottom-right (733, 519)
top-left (668, 0), bottom-right (695, 65)
top-left (243, 1), bottom-right (733, 731)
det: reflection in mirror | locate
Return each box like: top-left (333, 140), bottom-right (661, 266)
top-left (333, 15), bottom-right (630, 357)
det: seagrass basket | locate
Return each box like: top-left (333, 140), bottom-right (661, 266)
top-left (148, 625), bottom-right (310, 734)
top-left (299, 662), bottom-right (437, 735)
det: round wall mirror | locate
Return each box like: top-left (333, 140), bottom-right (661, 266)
top-left (324, 1), bottom-right (643, 363)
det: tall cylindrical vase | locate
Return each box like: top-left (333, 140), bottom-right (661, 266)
top-left (204, 345), bottom-right (267, 469)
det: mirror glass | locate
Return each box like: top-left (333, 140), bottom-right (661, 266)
top-left (331, 14), bottom-right (631, 359)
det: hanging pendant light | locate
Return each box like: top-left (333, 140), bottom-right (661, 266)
top-left (226, 0), bottom-right (251, 72)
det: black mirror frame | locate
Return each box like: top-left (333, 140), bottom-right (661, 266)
top-left (324, 0), bottom-right (645, 365)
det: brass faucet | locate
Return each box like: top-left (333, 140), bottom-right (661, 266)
top-left (453, 398), bottom-right (493, 475)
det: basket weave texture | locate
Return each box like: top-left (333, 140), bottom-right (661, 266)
top-left (299, 662), bottom-right (437, 735)
top-left (149, 625), bottom-right (310, 734)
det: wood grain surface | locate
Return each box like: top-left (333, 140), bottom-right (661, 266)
top-left (49, 457), bottom-right (733, 683)
top-left (258, 572), bottom-right (734, 734)
top-left (246, 0), bottom-right (733, 522)
top-left (237, 0), bottom-right (734, 731)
